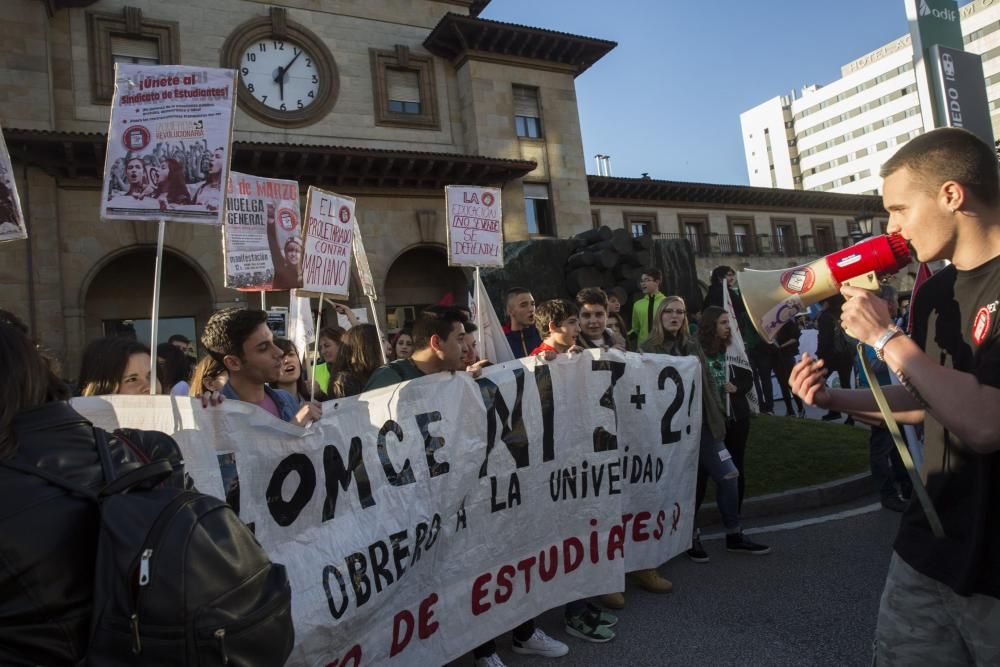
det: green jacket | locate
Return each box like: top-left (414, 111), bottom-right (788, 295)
top-left (629, 291), bottom-right (667, 346)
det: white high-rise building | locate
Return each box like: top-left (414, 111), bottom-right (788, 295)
top-left (741, 0), bottom-right (1000, 195)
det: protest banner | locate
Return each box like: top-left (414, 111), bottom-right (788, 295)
top-left (0, 123), bottom-right (26, 243)
top-left (445, 185), bottom-right (503, 268)
top-left (351, 217), bottom-right (388, 363)
top-left (299, 186), bottom-right (354, 299)
top-left (99, 63), bottom-right (237, 225)
top-left (73, 349), bottom-right (701, 666)
top-left (223, 171), bottom-right (302, 291)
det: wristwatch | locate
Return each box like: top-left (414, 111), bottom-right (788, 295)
top-left (873, 325), bottom-right (902, 361)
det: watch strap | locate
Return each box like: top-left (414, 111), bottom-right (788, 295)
top-left (874, 325), bottom-right (902, 361)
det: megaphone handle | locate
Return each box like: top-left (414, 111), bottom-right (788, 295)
top-left (841, 271), bottom-right (880, 292)
top-left (858, 344), bottom-right (945, 539)
top-left (841, 271), bottom-right (880, 339)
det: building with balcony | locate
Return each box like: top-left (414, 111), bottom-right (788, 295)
top-left (741, 0), bottom-right (999, 195)
top-left (0, 0), bottom-right (892, 374)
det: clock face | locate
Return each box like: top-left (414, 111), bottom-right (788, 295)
top-left (238, 39), bottom-right (322, 113)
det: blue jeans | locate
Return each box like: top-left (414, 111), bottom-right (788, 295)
top-left (695, 423), bottom-right (741, 532)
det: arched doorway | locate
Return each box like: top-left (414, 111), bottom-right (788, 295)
top-left (384, 245), bottom-right (468, 329)
top-left (83, 247), bottom-right (215, 350)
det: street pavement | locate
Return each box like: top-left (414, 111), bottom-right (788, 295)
top-left (475, 497), bottom-right (899, 667)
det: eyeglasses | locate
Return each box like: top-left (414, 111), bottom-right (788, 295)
top-left (663, 308), bottom-right (686, 315)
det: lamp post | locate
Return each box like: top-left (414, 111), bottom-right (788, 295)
top-left (852, 212), bottom-right (875, 243)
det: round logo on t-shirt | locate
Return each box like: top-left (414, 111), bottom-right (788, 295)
top-left (972, 306), bottom-right (991, 346)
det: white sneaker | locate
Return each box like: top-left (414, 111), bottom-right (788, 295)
top-left (474, 653), bottom-right (507, 667)
top-left (511, 628), bottom-right (570, 657)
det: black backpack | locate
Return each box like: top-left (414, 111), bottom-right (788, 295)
top-left (2, 428), bottom-right (294, 666)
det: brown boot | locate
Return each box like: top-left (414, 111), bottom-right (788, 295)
top-left (597, 592), bottom-right (625, 609)
top-left (631, 568), bottom-right (673, 593)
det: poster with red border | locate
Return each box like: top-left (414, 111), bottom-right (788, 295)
top-left (445, 185), bottom-right (503, 267)
top-left (298, 186), bottom-right (354, 299)
top-left (223, 171), bottom-right (302, 291)
top-left (99, 63), bottom-right (237, 225)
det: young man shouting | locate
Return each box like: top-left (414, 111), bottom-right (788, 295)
top-left (202, 307), bottom-right (320, 426)
top-left (791, 128), bottom-right (1000, 665)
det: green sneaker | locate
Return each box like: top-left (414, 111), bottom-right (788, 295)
top-left (585, 602), bottom-right (619, 627)
top-left (565, 610), bottom-right (616, 643)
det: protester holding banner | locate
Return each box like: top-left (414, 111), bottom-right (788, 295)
top-left (365, 308), bottom-right (469, 390)
top-left (531, 299), bottom-right (583, 359)
top-left (202, 307), bottom-right (320, 426)
top-left (576, 288), bottom-right (627, 352)
top-left (0, 310), bottom-right (189, 665)
top-left (641, 297), bottom-right (769, 561)
top-left (78, 337), bottom-right (161, 396)
top-left (504, 287), bottom-right (541, 357)
top-left (699, 306), bottom-right (755, 512)
top-left (187, 355), bottom-right (228, 397)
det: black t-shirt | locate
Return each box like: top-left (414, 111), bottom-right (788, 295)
top-left (895, 255), bottom-right (1000, 598)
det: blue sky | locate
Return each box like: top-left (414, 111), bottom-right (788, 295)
top-left (481, 1), bottom-right (971, 185)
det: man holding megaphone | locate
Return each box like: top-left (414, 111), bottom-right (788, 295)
top-left (788, 128), bottom-right (1000, 666)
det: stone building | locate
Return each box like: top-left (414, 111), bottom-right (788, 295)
top-left (0, 0), bottom-right (887, 375)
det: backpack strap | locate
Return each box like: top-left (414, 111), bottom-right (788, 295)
top-left (100, 459), bottom-right (174, 497)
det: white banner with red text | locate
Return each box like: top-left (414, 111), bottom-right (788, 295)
top-left (72, 349), bottom-right (701, 666)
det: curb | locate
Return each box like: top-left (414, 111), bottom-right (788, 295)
top-left (696, 472), bottom-right (874, 526)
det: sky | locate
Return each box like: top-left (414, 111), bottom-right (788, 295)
top-left (480, 0), bottom-right (973, 186)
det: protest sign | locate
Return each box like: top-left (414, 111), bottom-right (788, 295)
top-left (445, 185), bottom-right (503, 267)
top-left (223, 171), bottom-right (302, 290)
top-left (73, 349), bottom-right (700, 666)
top-left (468, 272), bottom-right (515, 364)
top-left (353, 218), bottom-right (377, 299)
top-left (100, 63), bottom-right (237, 225)
top-left (0, 123), bottom-right (26, 243)
top-left (299, 186), bottom-right (354, 299)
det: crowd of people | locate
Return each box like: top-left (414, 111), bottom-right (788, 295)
top-left (1, 128), bottom-right (997, 666)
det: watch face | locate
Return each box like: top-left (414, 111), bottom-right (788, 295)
top-left (238, 39), bottom-right (321, 113)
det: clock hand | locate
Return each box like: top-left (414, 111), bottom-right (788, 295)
top-left (282, 50), bottom-right (303, 77)
top-left (273, 65), bottom-right (285, 101)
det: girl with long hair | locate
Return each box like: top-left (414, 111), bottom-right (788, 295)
top-left (392, 328), bottom-right (413, 361)
top-left (641, 297), bottom-right (769, 560)
top-left (188, 355), bottom-right (228, 397)
top-left (699, 306), bottom-right (756, 512)
top-left (78, 337), bottom-right (161, 396)
top-left (312, 325), bottom-right (345, 395)
top-left (0, 310), bottom-right (188, 665)
top-left (328, 324), bottom-right (383, 399)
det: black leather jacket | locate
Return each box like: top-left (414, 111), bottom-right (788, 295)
top-left (0, 401), bottom-right (187, 666)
